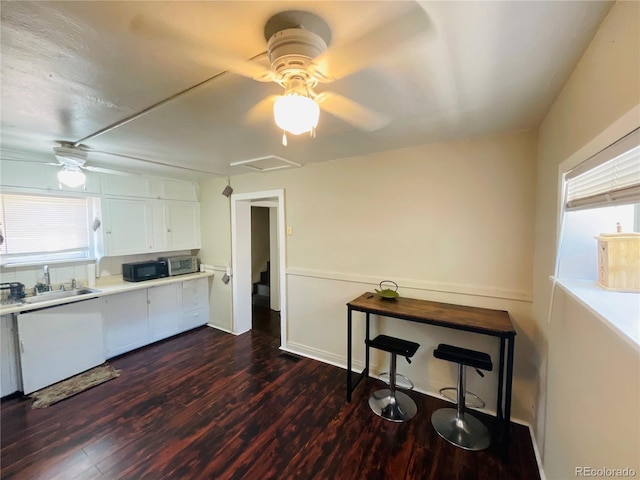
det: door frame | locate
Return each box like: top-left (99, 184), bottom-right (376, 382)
top-left (230, 189), bottom-right (287, 347)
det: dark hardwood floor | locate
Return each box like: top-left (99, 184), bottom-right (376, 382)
top-left (1, 327), bottom-right (540, 480)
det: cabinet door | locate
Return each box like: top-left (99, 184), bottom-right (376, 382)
top-left (104, 199), bottom-right (152, 256)
top-left (162, 179), bottom-right (198, 201)
top-left (103, 290), bottom-right (149, 358)
top-left (0, 315), bottom-right (19, 396)
top-left (148, 283), bottom-right (180, 342)
top-left (102, 175), bottom-right (153, 198)
top-left (167, 202), bottom-right (201, 250)
top-left (150, 202), bottom-right (168, 253)
top-left (17, 299), bottom-right (104, 394)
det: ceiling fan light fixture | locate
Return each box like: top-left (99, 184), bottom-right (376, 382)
top-left (57, 165), bottom-right (86, 188)
top-left (273, 93), bottom-right (320, 136)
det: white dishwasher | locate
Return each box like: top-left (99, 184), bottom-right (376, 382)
top-left (17, 298), bottom-right (105, 394)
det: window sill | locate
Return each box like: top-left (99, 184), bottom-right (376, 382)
top-left (0, 258), bottom-right (97, 268)
top-left (554, 278), bottom-right (640, 351)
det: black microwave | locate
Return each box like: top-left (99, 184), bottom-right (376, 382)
top-left (122, 260), bottom-right (168, 282)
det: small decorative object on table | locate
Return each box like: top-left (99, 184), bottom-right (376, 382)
top-left (375, 280), bottom-right (399, 300)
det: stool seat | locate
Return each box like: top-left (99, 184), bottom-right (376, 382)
top-left (366, 335), bottom-right (420, 360)
top-left (366, 334), bottom-right (420, 423)
top-left (434, 344), bottom-right (492, 371)
top-left (431, 343), bottom-right (492, 451)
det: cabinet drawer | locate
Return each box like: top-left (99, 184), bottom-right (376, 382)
top-left (181, 307), bottom-right (209, 331)
top-left (182, 278), bottom-right (208, 312)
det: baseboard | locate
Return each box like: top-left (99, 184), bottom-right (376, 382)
top-left (206, 323), bottom-right (234, 335)
top-left (283, 341), bottom-right (365, 372)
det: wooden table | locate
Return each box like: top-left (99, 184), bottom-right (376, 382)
top-left (347, 292), bottom-right (516, 459)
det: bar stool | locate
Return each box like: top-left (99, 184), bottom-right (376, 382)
top-left (366, 334), bottom-right (420, 422)
top-left (431, 343), bottom-right (493, 451)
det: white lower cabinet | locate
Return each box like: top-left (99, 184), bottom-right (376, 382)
top-left (181, 278), bottom-right (210, 331)
top-left (1, 315), bottom-right (20, 396)
top-left (149, 283), bottom-right (180, 342)
top-left (103, 279), bottom-right (207, 359)
top-left (17, 299), bottom-right (104, 395)
top-left (103, 289), bottom-right (150, 359)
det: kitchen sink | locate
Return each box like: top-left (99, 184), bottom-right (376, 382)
top-left (24, 288), bottom-right (101, 304)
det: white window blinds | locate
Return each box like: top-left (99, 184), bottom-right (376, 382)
top-left (0, 194), bottom-right (90, 257)
top-left (565, 128), bottom-right (640, 211)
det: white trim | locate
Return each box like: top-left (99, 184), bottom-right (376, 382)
top-left (528, 422), bottom-right (548, 480)
top-left (206, 323), bottom-right (235, 335)
top-left (205, 264), bottom-right (227, 273)
top-left (554, 278), bottom-right (640, 352)
top-left (283, 341), bottom-right (365, 372)
top-left (286, 267), bottom-right (532, 302)
top-left (230, 189), bottom-right (288, 346)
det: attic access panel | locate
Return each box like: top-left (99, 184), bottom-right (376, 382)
top-left (229, 155), bottom-right (301, 172)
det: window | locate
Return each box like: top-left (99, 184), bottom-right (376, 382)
top-left (0, 193), bottom-right (92, 265)
top-left (555, 128), bottom-right (640, 348)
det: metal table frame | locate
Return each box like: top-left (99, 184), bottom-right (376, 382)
top-left (346, 292), bottom-right (516, 460)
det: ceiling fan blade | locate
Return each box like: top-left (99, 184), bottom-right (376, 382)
top-left (316, 92), bottom-right (389, 131)
top-left (310, 4), bottom-right (430, 82)
top-left (130, 14), bottom-right (274, 82)
top-left (243, 95), bottom-right (280, 126)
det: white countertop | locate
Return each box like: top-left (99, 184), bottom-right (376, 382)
top-left (0, 271), bottom-right (214, 316)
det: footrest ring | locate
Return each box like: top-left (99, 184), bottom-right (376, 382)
top-left (439, 387), bottom-right (486, 409)
top-left (378, 372), bottom-right (414, 390)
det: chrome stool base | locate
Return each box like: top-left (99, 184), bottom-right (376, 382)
top-left (431, 408), bottom-right (491, 451)
top-left (369, 389), bottom-right (417, 422)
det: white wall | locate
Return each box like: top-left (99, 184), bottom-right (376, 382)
top-left (199, 177), bottom-right (233, 332)
top-left (199, 129), bottom-right (538, 424)
top-left (533, 2), bottom-right (640, 478)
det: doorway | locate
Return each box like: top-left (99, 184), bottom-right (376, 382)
top-left (250, 205), bottom-right (280, 339)
top-left (230, 189), bottom-right (287, 347)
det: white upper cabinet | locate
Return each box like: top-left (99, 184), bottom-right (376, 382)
top-left (165, 202), bottom-right (201, 250)
top-left (102, 175), bottom-right (155, 198)
top-left (161, 179), bottom-right (198, 201)
top-left (102, 175), bottom-right (197, 202)
top-left (103, 198), bottom-right (153, 256)
top-left (102, 199), bottom-right (200, 256)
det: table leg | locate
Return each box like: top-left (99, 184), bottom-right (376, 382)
top-left (347, 306), bottom-right (353, 402)
top-left (503, 334), bottom-right (515, 460)
top-left (497, 337), bottom-right (505, 424)
top-left (497, 337), bottom-right (506, 458)
top-left (365, 313), bottom-right (370, 378)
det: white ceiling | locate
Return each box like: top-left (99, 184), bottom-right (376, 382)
top-left (0, 1), bottom-right (613, 181)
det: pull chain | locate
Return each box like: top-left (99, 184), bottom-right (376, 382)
top-left (282, 130), bottom-right (288, 147)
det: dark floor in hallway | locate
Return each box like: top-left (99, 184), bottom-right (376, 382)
top-left (252, 304), bottom-right (281, 339)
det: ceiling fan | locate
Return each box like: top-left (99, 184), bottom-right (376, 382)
top-left (131, 5), bottom-right (428, 145)
top-left (47, 143), bottom-right (137, 187)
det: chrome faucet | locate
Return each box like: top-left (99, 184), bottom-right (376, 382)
top-left (43, 265), bottom-right (52, 291)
